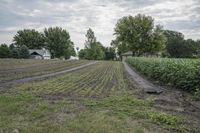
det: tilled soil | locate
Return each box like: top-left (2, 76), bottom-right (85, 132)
top-left (0, 60), bottom-right (91, 82)
top-left (0, 61), bottom-right (97, 91)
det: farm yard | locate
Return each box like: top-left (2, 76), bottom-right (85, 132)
top-left (0, 59), bottom-right (200, 133)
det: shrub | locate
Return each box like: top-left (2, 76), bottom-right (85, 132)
top-left (0, 44), bottom-right (10, 58)
top-left (10, 48), bottom-right (20, 58)
top-left (19, 45), bottom-right (30, 59)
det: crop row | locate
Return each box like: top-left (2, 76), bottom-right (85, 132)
top-left (0, 59), bottom-right (91, 82)
top-left (13, 61), bottom-right (127, 99)
top-left (126, 57), bottom-right (200, 93)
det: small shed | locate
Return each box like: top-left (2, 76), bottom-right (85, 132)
top-left (68, 56), bottom-right (79, 60)
top-left (29, 48), bottom-right (51, 59)
top-left (121, 51), bottom-right (133, 61)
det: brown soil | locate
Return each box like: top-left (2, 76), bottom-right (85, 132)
top-left (154, 88), bottom-right (200, 129)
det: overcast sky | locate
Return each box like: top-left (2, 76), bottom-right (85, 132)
top-left (0, 0), bottom-right (200, 48)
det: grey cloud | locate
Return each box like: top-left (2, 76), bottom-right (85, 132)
top-left (0, 0), bottom-right (200, 48)
top-left (166, 20), bottom-right (200, 30)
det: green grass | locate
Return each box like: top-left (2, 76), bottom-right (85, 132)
top-left (62, 110), bottom-right (146, 133)
top-left (84, 96), bottom-right (183, 128)
top-left (0, 93), bottom-right (81, 133)
top-left (0, 61), bottom-right (197, 133)
top-left (0, 94), bottom-right (184, 133)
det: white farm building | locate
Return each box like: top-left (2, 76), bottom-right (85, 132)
top-left (29, 48), bottom-right (51, 59)
top-left (121, 51), bottom-right (133, 61)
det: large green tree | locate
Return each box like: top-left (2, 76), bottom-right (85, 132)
top-left (150, 25), bottom-right (166, 54)
top-left (78, 49), bottom-right (87, 59)
top-left (13, 29), bottom-right (45, 49)
top-left (114, 14), bottom-right (166, 56)
top-left (104, 47), bottom-right (116, 60)
top-left (43, 27), bottom-right (75, 58)
top-left (188, 39), bottom-right (200, 58)
top-left (82, 28), bottom-right (105, 60)
top-left (91, 42), bottom-right (105, 60)
top-left (111, 39), bottom-right (129, 56)
top-left (64, 41), bottom-right (76, 59)
top-left (85, 28), bottom-right (96, 49)
top-left (163, 30), bottom-right (195, 58)
top-left (195, 40), bottom-right (200, 57)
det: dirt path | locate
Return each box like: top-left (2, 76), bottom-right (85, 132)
top-left (0, 61), bottom-right (98, 90)
top-left (123, 62), bottom-right (163, 94)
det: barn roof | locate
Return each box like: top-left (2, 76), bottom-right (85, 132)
top-left (121, 51), bottom-right (133, 56)
top-left (29, 49), bottom-right (50, 56)
top-left (29, 50), bottom-right (45, 56)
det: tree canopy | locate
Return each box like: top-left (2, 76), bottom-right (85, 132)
top-left (85, 28), bottom-right (96, 49)
top-left (79, 28), bottom-right (105, 60)
top-left (0, 43), bottom-right (30, 59)
top-left (13, 29), bottom-right (45, 49)
top-left (43, 27), bottom-right (75, 58)
top-left (163, 30), bottom-right (200, 58)
top-left (104, 47), bottom-right (116, 60)
top-left (64, 41), bottom-right (76, 59)
top-left (113, 14), bottom-right (166, 56)
top-left (78, 49), bottom-right (87, 59)
top-left (11, 27), bottom-right (76, 59)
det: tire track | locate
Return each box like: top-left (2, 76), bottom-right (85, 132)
top-left (123, 62), bottom-right (163, 94)
top-left (0, 61), bottom-right (98, 91)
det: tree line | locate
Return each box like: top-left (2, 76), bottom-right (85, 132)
top-left (163, 30), bottom-right (200, 58)
top-left (0, 44), bottom-right (30, 59)
top-left (78, 14), bottom-right (200, 60)
top-left (111, 14), bottom-right (200, 58)
top-left (0, 27), bottom-right (115, 60)
top-left (1, 14), bottom-right (200, 59)
top-left (0, 27), bottom-right (76, 59)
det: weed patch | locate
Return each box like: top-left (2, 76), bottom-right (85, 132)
top-left (85, 95), bottom-right (185, 131)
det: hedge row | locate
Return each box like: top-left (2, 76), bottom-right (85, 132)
top-left (126, 57), bottom-right (200, 92)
